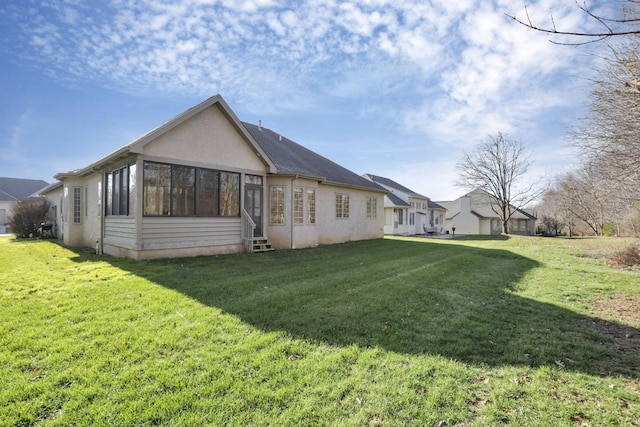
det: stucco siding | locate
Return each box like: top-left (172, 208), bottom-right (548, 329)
top-left (142, 105), bottom-right (264, 173)
top-left (450, 211), bottom-right (481, 235)
top-left (264, 176), bottom-right (320, 249)
top-left (317, 185), bottom-right (383, 245)
top-left (0, 202), bottom-right (12, 234)
top-left (290, 177), bottom-right (320, 249)
top-left (42, 187), bottom-right (64, 239)
top-left (479, 219), bottom-right (493, 235)
top-left (83, 176), bottom-right (103, 246)
top-left (61, 176), bottom-right (101, 247)
top-left (266, 180), bottom-right (383, 248)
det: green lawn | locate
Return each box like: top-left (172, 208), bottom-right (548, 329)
top-left (1, 234), bottom-right (638, 426)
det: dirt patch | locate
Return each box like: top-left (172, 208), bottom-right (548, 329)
top-left (589, 295), bottom-right (640, 326)
top-left (584, 295), bottom-right (640, 376)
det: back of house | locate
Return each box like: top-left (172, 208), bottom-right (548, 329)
top-left (436, 189), bottom-right (536, 235)
top-left (363, 174), bottom-right (446, 236)
top-left (41, 95), bottom-right (385, 259)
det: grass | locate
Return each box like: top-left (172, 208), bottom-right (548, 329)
top-left (1, 234), bottom-right (639, 426)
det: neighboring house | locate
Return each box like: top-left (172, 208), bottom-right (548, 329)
top-left (0, 177), bottom-right (49, 234)
top-left (40, 95), bottom-right (386, 259)
top-left (436, 188), bottom-right (537, 235)
top-left (362, 174), bottom-right (447, 235)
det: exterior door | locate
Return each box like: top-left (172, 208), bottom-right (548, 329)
top-left (245, 185), bottom-right (263, 237)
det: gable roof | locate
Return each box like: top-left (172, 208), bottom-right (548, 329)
top-left (363, 174), bottom-right (427, 198)
top-left (436, 188), bottom-right (537, 220)
top-left (54, 95), bottom-right (276, 180)
top-left (0, 177), bottom-right (49, 201)
top-left (386, 192), bottom-right (410, 207)
top-left (464, 188), bottom-right (537, 220)
top-left (428, 200), bottom-right (446, 210)
top-left (244, 123), bottom-right (385, 192)
top-left (48, 95), bottom-right (382, 194)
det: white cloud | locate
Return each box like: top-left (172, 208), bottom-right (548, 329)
top-left (2, 0), bottom-right (613, 188)
top-left (9, 109), bottom-right (31, 149)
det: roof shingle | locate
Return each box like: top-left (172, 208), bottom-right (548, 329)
top-left (0, 178), bottom-right (49, 202)
top-left (363, 174), bottom-right (427, 198)
top-left (244, 123), bottom-right (384, 192)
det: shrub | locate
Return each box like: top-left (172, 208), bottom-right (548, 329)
top-left (602, 223), bottom-right (618, 237)
top-left (9, 199), bottom-right (51, 238)
top-left (607, 241), bottom-right (640, 271)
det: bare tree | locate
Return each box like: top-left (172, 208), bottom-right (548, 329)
top-left (507, 1), bottom-right (640, 45)
top-left (537, 187), bottom-right (564, 236)
top-left (456, 132), bottom-right (543, 234)
top-left (569, 39), bottom-right (640, 236)
top-left (511, 1), bottom-right (640, 236)
top-left (574, 41), bottom-right (640, 190)
top-left (557, 169), bottom-right (607, 236)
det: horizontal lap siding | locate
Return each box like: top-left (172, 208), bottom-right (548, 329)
top-left (141, 217), bottom-right (242, 250)
top-left (104, 217), bottom-right (136, 248)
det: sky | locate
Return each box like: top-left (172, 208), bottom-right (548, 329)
top-left (0, 0), bottom-right (615, 201)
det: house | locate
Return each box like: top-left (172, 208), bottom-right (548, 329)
top-left (0, 177), bottom-right (49, 234)
top-left (40, 95), bottom-right (386, 259)
top-left (436, 188), bottom-right (537, 235)
top-left (362, 174), bottom-right (447, 235)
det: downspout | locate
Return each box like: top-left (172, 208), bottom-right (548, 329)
top-left (290, 176), bottom-right (296, 249)
top-left (98, 172), bottom-right (105, 255)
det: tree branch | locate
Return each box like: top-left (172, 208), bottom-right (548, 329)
top-left (506, 1), bottom-right (640, 45)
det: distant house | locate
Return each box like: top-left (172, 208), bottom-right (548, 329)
top-left (40, 95), bottom-right (385, 259)
top-left (436, 188), bottom-right (537, 235)
top-left (362, 174), bottom-right (446, 235)
top-left (0, 177), bottom-right (49, 234)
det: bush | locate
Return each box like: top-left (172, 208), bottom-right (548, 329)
top-left (9, 199), bottom-right (51, 238)
top-left (607, 241), bottom-right (640, 271)
top-left (602, 223), bottom-right (618, 237)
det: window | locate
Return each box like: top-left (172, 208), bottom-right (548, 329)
top-left (172, 165), bottom-right (196, 216)
top-left (106, 163), bottom-right (136, 216)
top-left (196, 168), bottom-right (218, 216)
top-left (245, 175), bottom-right (263, 185)
top-left (385, 209), bottom-right (393, 226)
top-left (113, 170), bottom-right (121, 214)
top-left (293, 187), bottom-right (304, 225)
top-left (366, 197), bottom-right (377, 219)
top-left (510, 219), bottom-right (528, 232)
top-left (220, 172), bottom-right (240, 216)
top-left (398, 209), bottom-right (404, 225)
top-left (106, 173), bottom-right (113, 216)
top-left (129, 164), bottom-right (137, 216)
top-left (336, 194), bottom-right (349, 218)
top-left (270, 186), bottom-right (285, 224)
top-left (73, 187), bottom-right (81, 224)
top-left (307, 189), bottom-right (316, 224)
top-left (143, 162), bottom-right (171, 216)
top-left (142, 161), bottom-right (240, 217)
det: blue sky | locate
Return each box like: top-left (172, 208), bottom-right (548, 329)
top-left (0, 0), bottom-right (612, 200)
